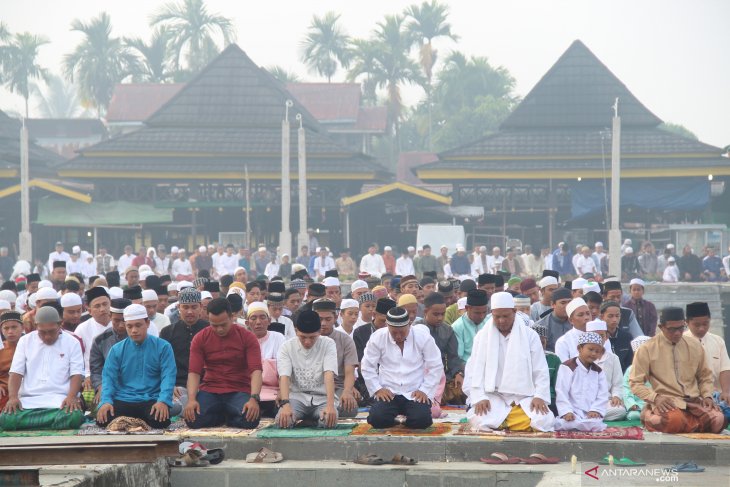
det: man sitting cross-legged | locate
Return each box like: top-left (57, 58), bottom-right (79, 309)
top-left (96, 304), bottom-right (176, 429)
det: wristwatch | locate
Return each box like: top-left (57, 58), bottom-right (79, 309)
top-left (251, 394), bottom-right (260, 403)
top-left (279, 399), bottom-right (290, 406)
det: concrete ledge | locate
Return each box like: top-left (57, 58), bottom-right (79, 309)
top-left (35, 459), bottom-right (170, 487)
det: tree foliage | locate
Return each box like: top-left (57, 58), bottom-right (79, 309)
top-left (300, 12), bottom-right (350, 83)
top-left (0, 31), bottom-right (49, 117)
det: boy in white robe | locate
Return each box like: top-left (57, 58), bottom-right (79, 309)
top-left (465, 292), bottom-right (554, 432)
top-left (554, 331), bottom-right (609, 431)
top-left (554, 298), bottom-right (591, 361)
top-left (588, 319), bottom-right (627, 421)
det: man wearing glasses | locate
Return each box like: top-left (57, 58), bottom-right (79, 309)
top-left (629, 307), bottom-right (727, 433)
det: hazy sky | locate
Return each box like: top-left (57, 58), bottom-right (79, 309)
top-left (2, 0), bottom-right (729, 147)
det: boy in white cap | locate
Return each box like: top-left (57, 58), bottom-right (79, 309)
top-left (554, 298), bottom-right (591, 361)
top-left (554, 331), bottom-right (609, 431)
top-left (142, 289), bottom-right (169, 334)
top-left (662, 257), bottom-right (679, 283)
top-left (586, 319), bottom-right (626, 421)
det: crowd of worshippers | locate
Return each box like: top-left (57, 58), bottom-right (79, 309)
top-left (0, 251), bottom-right (728, 435)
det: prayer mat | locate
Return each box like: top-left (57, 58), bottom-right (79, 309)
top-left (169, 427), bottom-right (258, 438)
top-left (0, 408), bottom-right (84, 431)
top-left (0, 429), bottom-right (78, 437)
top-left (605, 419), bottom-right (643, 428)
top-left (442, 405), bottom-right (468, 411)
top-left (677, 432), bottom-right (730, 440)
top-left (256, 423), bottom-right (356, 438)
top-left (554, 426), bottom-right (643, 440)
top-left (351, 423), bottom-right (452, 437)
top-left (77, 423), bottom-right (163, 435)
top-left (454, 423), bottom-right (553, 438)
top-left (433, 411), bottom-right (467, 423)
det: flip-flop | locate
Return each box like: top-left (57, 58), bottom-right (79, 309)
top-left (202, 448), bottom-right (225, 465)
top-left (391, 453), bottom-right (417, 465)
top-left (246, 447), bottom-right (284, 463)
top-left (172, 450), bottom-right (210, 467)
top-left (522, 453), bottom-right (560, 464)
top-left (599, 456), bottom-right (646, 467)
top-left (480, 452), bottom-right (522, 464)
top-left (671, 462), bottom-right (705, 473)
top-left (354, 453), bottom-right (387, 465)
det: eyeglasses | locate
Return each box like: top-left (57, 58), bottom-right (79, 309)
top-left (664, 325), bottom-right (687, 333)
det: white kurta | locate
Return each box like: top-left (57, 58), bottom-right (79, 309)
top-left (465, 321), bottom-right (554, 432)
top-left (151, 312), bottom-right (171, 333)
top-left (395, 257), bottom-right (415, 276)
top-left (555, 327), bottom-right (583, 362)
top-left (596, 351), bottom-right (627, 421)
top-left (554, 358), bottom-right (608, 431)
top-left (74, 317), bottom-right (111, 377)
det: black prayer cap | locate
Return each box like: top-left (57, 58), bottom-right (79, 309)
top-left (145, 275), bottom-right (161, 290)
top-left (466, 289), bottom-right (488, 307)
top-left (0, 311), bottom-right (22, 325)
top-left (375, 297), bottom-right (396, 315)
top-left (419, 276), bottom-right (435, 287)
top-left (564, 280), bottom-right (572, 289)
top-left (437, 280), bottom-right (454, 295)
top-left (85, 286), bottom-right (109, 304)
top-left (106, 271), bottom-right (120, 288)
top-left (110, 298), bottom-right (132, 314)
top-left (478, 273), bottom-right (497, 286)
top-left (155, 286), bottom-right (169, 296)
top-left (312, 298), bottom-right (337, 312)
top-left (227, 293), bottom-right (243, 313)
top-left (542, 269), bottom-right (560, 279)
top-left (26, 273), bottom-right (41, 283)
top-left (220, 275), bottom-right (234, 288)
top-left (423, 271), bottom-right (437, 279)
top-left (268, 322), bottom-right (286, 335)
top-left (324, 269), bottom-right (339, 278)
top-left (203, 281), bottom-right (220, 293)
top-left (159, 275), bottom-right (172, 284)
top-left (296, 310), bottom-right (321, 333)
top-left (268, 281), bottom-right (286, 293)
top-left (1, 280), bottom-right (16, 292)
top-left (123, 285), bottom-right (143, 301)
top-left (660, 306), bottom-right (685, 323)
top-left (291, 268), bottom-right (309, 280)
top-left (267, 292), bottom-right (284, 303)
top-left (53, 261), bottom-right (66, 269)
top-left (551, 287), bottom-right (572, 303)
top-left (494, 274), bottom-right (505, 288)
top-left (686, 302), bottom-right (710, 319)
top-left (459, 279), bottom-right (477, 293)
top-left (308, 283), bottom-right (326, 297)
top-left (603, 281), bottom-right (622, 292)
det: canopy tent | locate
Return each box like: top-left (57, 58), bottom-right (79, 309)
top-left (36, 198), bottom-right (173, 226)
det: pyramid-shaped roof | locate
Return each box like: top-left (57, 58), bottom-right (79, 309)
top-left (500, 40), bottom-right (662, 130)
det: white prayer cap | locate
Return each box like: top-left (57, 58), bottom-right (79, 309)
top-left (623, 239), bottom-right (632, 245)
top-left (595, 242), bottom-right (604, 247)
top-left (629, 278), bottom-right (645, 288)
top-left (28, 293), bottom-right (37, 310)
top-left (603, 276), bottom-right (620, 283)
top-left (199, 245), bottom-right (207, 253)
top-left (384, 246), bottom-right (392, 251)
top-left (142, 289), bottom-right (158, 302)
top-left (583, 281), bottom-right (601, 294)
top-left (492, 246), bottom-right (500, 252)
top-left (35, 287), bottom-right (58, 301)
top-left (668, 256), bottom-right (676, 262)
top-left (227, 287), bottom-right (245, 299)
top-left (72, 245), bottom-right (81, 254)
top-left (281, 253), bottom-right (289, 258)
top-left (351, 280), bottom-right (368, 292)
top-left (440, 244), bottom-right (448, 249)
top-left (38, 280), bottom-right (53, 289)
top-left (200, 291), bottom-right (213, 300)
top-left (456, 244), bottom-right (465, 252)
top-left (631, 335), bottom-right (651, 352)
top-left (457, 296), bottom-right (467, 310)
top-left (538, 276), bottom-right (558, 288)
top-left (138, 264), bottom-right (152, 274)
top-left (624, 247), bottom-right (634, 255)
top-left (571, 278), bottom-right (587, 290)
top-left (167, 282), bottom-right (178, 292)
top-left (171, 246), bottom-right (179, 253)
top-left (178, 280), bottom-right (193, 290)
top-left (479, 246), bottom-right (487, 252)
top-left (123, 303), bottom-right (148, 321)
top-left (139, 271), bottom-right (153, 281)
top-left (60, 293), bottom-right (82, 308)
top-left (490, 291), bottom-right (515, 310)
top-left (247, 301), bottom-right (269, 317)
top-left (258, 246), bottom-right (267, 252)
top-left (340, 299), bottom-right (359, 310)
top-left (566, 297), bottom-right (587, 318)
top-left (407, 246), bottom-right (415, 252)
top-left (586, 319), bottom-right (607, 332)
top-left (109, 286), bottom-right (124, 300)
top-left (666, 243), bottom-right (675, 249)
top-left (0, 300), bottom-right (10, 311)
top-left (322, 277), bottom-right (340, 287)
top-left (0, 290), bottom-right (16, 302)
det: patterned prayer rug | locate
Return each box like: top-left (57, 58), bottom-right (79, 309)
top-left (351, 423), bottom-right (452, 436)
top-left (454, 423), bottom-right (553, 438)
top-left (256, 423), bottom-right (356, 438)
top-left (554, 426), bottom-right (644, 440)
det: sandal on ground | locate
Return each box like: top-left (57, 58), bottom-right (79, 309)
top-left (172, 449), bottom-right (210, 467)
top-left (246, 447), bottom-right (284, 463)
top-left (522, 453), bottom-right (560, 464)
top-left (391, 453), bottom-right (417, 465)
top-left (354, 453), bottom-right (387, 465)
top-left (202, 448), bottom-right (225, 465)
top-left (671, 462), bottom-right (705, 473)
top-left (480, 452), bottom-right (522, 464)
top-left (598, 456), bottom-right (645, 466)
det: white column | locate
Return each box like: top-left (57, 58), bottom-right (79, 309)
top-left (296, 114), bottom-right (309, 253)
top-left (19, 119), bottom-right (32, 261)
top-left (608, 100), bottom-right (622, 277)
top-left (279, 101), bottom-right (293, 258)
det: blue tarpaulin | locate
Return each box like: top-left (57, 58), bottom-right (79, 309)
top-left (571, 178), bottom-right (709, 219)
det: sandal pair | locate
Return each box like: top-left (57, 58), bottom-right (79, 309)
top-left (480, 452), bottom-right (560, 465)
top-left (354, 453), bottom-right (417, 465)
top-left (246, 447), bottom-right (284, 463)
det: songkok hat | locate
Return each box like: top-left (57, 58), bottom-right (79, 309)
top-left (60, 293), bottom-right (82, 308)
top-left (324, 269), bottom-right (338, 279)
top-left (340, 299), bottom-right (359, 310)
top-left (386, 307), bottom-right (410, 327)
top-left (123, 285), bottom-right (143, 301)
top-left (109, 286), bottom-right (123, 299)
top-left (268, 281), bottom-right (286, 293)
top-left (290, 279), bottom-right (307, 290)
top-left (296, 310), bottom-right (321, 333)
top-left (35, 287), bottom-right (59, 301)
top-left (519, 278), bottom-right (537, 292)
top-left (390, 277), bottom-right (401, 291)
top-left (631, 335), bottom-right (651, 352)
top-left (397, 294), bottom-right (417, 306)
top-left (603, 281), bottom-right (622, 292)
top-left (490, 291), bottom-right (514, 310)
top-left (53, 261), bottom-right (66, 269)
top-left (583, 281), bottom-right (601, 294)
top-left (110, 298), bottom-right (132, 314)
top-left (571, 278), bottom-right (587, 290)
top-left (466, 289), bottom-right (488, 307)
top-left (39, 280), bottom-right (53, 289)
top-left (178, 288), bottom-right (201, 304)
top-left (477, 273), bottom-right (497, 286)
top-left (457, 296), bottom-right (467, 310)
top-left (85, 286), bottom-right (109, 305)
top-left (513, 294), bottom-right (531, 307)
top-left (267, 292), bottom-right (284, 304)
top-left (542, 269), bottom-right (560, 280)
top-left (686, 302), bottom-right (710, 319)
top-left (0, 311), bottom-right (22, 325)
top-left (351, 280), bottom-right (368, 292)
top-left (247, 301), bottom-right (269, 317)
top-left (142, 289), bottom-right (158, 302)
top-left (312, 298), bottom-right (337, 312)
top-left (660, 306), bottom-right (684, 323)
top-left (358, 292), bottom-right (375, 304)
top-left (586, 319), bottom-right (607, 332)
top-left (145, 275), bottom-right (161, 289)
top-left (629, 278), bottom-right (645, 288)
top-left (375, 298), bottom-right (396, 315)
top-left (26, 273), bottom-right (41, 283)
top-left (539, 276), bottom-right (558, 288)
top-left (437, 280), bottom-right (454, 296)
top-left (123, 303), bottom-right (148, 321)
top-left (204, 281), bottom-right (220, 293)
top-left (578, 332), bottom-right (604, 346)
top-left (531, 322), bottom-right (548, 338)
top-left (308, 283), bottom-right (326, 297)
top-left (35, 306), bottom-right (60, 324)
top-left (566, 298), bottom-right (587, 318)
top-left (322, 277), bottom-right (340, 287)
top-left (459, 279), bottom-right (476, 293)
top-left (200, 291), bottom-right (213, 300)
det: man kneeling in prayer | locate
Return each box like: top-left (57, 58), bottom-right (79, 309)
top-left (465, 292), bottom-right (554, 432)
top-left (97, 304), bottom-right (176, 429)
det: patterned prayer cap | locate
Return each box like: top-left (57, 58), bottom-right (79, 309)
top-left (178, 287), bottom-right (201, 304)
top-left (578, 331), bottom-right (604, 346)
top-left (357, 292), bottom-right (376, 304)
top-left (530, 322), bottom-right (547, 338)
top-left (631, 335), bottom-right (651, 352)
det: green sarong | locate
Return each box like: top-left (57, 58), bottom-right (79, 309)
top-left (0, 408), bottom-right (84, 431)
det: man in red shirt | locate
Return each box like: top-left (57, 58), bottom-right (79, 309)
top-left (183, 298), bottom-right (263, 428)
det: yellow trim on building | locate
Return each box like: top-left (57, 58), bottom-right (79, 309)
top-left (57, 170), bottom-right (377, 181)
top-left (417, 167), bottom-right (730, 180)
top-left (0, 180), bottom-right (91, 203)
top-left (0, 169), bottom-right (19, 178)
top-left (341, 182), bottom-right (452, 206)
top-left (82, 151), bottom-right (353, 159)
top-left (442, 153), bottom-right (720, 162)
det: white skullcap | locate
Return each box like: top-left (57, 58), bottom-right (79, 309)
top-left (60, 293), bottom-right (82, 308)
top-left (247, 301), bottom-right (269, 317)
top-left (323, 277), bottom-right (340, 287)
top-left (201, 291), bottom-right (212, 300)
top-left (479, 246), bottom-right (487, 251)
top-left (571, 278), bottom-right (587, 290)
top-left (72, 245), bottom-right (81, 254)
top-left (282, 253), bottom-right (289, 258)
top-left (456, 244), bottom-right (465, 252)
top-left (227, 287), bottom-right (245, 299)
top-left (292, 263), bottom-right (306, 273)
top-left (340, 298), bottom-right (359, 310)
top-left (258, 246), bottom-right (266, 252)
top-left (234, 266), bottom-right (246, 274)
top-left (384, 246), bottom-right (392, 251)
top-left (624, 239), bottom-right (632, 245)
top-left (142, 289), bottom-right (158, 302)
top-left (167, 282), bottom-right (178, 292)
top-left (171, 246), bottom-right (179, 253)
top-left (199, 245), bottom-right (207, 253)
top-left (595, 242), bottom-right (604, 247)
top-left (668, 256), bottom-right (676, 262)
top-left (440, 244), bottom-right (448, 249)
top-left (666, 243), bottom-right (675, 249)
top-left (583, 281), bottom-right (601, 294)
top-left (0, 300), bottom-right (10, 311)
top-left (624, 247), bottom-right (634, 255)
top-left (457, 296), bottom-right (468, 310)
top-left (566, 298), bottom-right (587, 318)
top-left (539, 276), bottom-right (558, 288)
top-left (586, 319), bottom-right (607, 332)
top-left (629, 278), bottom-right (645, 288)
top-left (492, 246), bottom-right (500, 252)
top-left (0, 290), bottom-right (16, 302)
top-left (351, 280), bottom-right (368, 292)
top-left (123, 303), bottom-right (148, 321)
top-left (138, 264), bottom-right (152, 273)
top-left (178, 280), bottom-right (193, 290)
top-left (109, 286), bottom-right (124, 299)
top-left (28, 293), bottom-right (37, 310)
top-left (139, 271), bottom-right (153, 281)
top-left (38, 280), bottom-right (53, 289)
top-left (35, 287), bottom-right (59, 301)
top-left (407, 246), bottom-right (415, 251)
top-left (15, 295), bottom-right (26, 312)
top-left (490, 291), bottom-right (515, 310)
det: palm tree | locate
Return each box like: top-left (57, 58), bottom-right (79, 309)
top-left (31, 74), bottom-right (90, 118)
top-left (125, 27), bottom-right (176, 82)
top-left (150, 0), bottom-right (236, 72)
top-left (266, 65), bottom-right (301, 83)
top-left (0, 32), bottom-right (50, 117)
top-left (346, 39), bottom-right (380, 106)
top-left (435, 51), bottom-right (514, 112)
top-left (64, 13), bottom-right (141, 116)
top-left (300, 12), bottom-right (350, 82)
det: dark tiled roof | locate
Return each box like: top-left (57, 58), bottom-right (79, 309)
top-left (26, 118), bottom-right (106, 138)
top-left (0, 111), bottom-right (65, 174)
top-left (500, 40), bottom-right (662, 130)
top-left (106, 84), bottom-right (183, 122)
top-left (286, 83), bottom-right (361, 122)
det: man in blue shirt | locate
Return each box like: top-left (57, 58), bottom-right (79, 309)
top-left (96, 304), bottom-right (176, 429)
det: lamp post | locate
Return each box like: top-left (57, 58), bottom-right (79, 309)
top-left (19, 118), bottom-right (32, 261)
top-left (296, 113), bottom-right (309, 254)
top-left (279, 101), bottom-right (293, 258)
top-left (608, 99), bottom-right (622, 277)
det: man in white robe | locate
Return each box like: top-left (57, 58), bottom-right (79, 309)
top-left (465, 292), bottom-right (554, 432)
top-left (554, 298), bottom-right (590, 361)
top-left (74, 287), bottom-right (112, 386)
